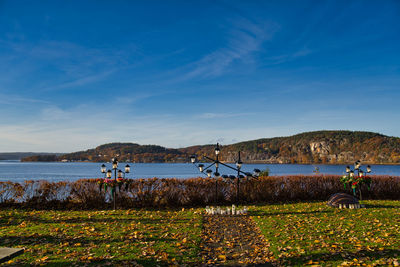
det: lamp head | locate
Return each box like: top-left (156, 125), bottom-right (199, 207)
top-left (190, 155), bottom-right (196, 164)
top-left (366, 165), bottom-right (371, 173)
top-left (106, 170), bottom-right (112, 178)
top-left (118, 170), bottom-right (123, 178)
top-left (253, 168), bottom-right (261, 177)
top-left (236, 160), bottom-right (243, 169)
top-left (112, 158), bottom-right (118, 169)
top-left (354, 160), bottom-right (361, 170)
top-left (214, 143), bottom-right (220, 156)
top-left (125, 164), bottom-right (130, 173)
top-left (101, 164), bottom-right (106, 173)
top-left (198, 164), bottom-right (204, 172)
top-left (214, 172), bottom-right (220, 178)
top-left (345, 166), bottom-right (350, 173)
top-left (206, 169), bottom-right (212, 177)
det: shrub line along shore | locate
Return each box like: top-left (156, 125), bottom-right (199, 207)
top-left (1, 175), bottom-right (399, 209)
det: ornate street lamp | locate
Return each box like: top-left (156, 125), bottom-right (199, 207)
top-left (100, 158), bottom-right (131, 210)
top-left (344, 160), bottom-right (371, 200)
top-left (346, 160), bottom-right (371, 178)
top-left (190, 143), bottom-right (260, 204)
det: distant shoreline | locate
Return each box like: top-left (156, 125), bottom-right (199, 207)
top-left (5, 160), bottom-right (400, 165)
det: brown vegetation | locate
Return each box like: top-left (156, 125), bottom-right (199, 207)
top-left (1, 175), bottom-right (399, 209)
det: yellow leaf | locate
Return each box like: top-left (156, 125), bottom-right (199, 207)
top-left (218, 254), bottom-right (226, 261)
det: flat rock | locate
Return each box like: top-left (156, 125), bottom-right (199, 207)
top-left (0, 247), bottom-right (24, 263)
top-left (327, 193), bottom-right (359, 207)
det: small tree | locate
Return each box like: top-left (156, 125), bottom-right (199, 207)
top-left (259, 168), bottom-right (270, 177)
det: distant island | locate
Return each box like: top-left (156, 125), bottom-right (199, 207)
top-left (20, 130), bottom-right (400, 164)
top-left (0, 152), bottom-right (62, 161)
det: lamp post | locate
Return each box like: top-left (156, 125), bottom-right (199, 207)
top-left (190, 143), bottom-right (260, 204)
top-left (101, 158), bottom-right (131, 210)
top-left (345, 160), bottom-right (371, 201)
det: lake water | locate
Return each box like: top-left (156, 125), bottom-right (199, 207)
top-left (1, 161), bottom-right (400, 182)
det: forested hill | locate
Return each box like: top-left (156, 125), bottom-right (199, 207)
top-left (21, 131), bottom-right (400, 164)
top-left (0, 152), bottom-right (61, 161)
top-left (22, 143), bottom-right (182, 163)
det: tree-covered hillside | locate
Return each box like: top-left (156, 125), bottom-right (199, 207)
top-left (21, 131), bottom-right (400, 164)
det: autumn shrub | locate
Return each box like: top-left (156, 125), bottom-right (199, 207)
top-left (0, 175), bottom-right (399, 209)
top-left (0, 181), bottom-right (22, 203)
top-left (70, 179), bottom-right (107, 209)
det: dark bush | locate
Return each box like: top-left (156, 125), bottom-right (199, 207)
top-left (0, 175), bottom-right (398, 209)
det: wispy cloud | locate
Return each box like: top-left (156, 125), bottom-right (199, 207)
top-left (1, 39), bottom-right (138, 92)
top-left (0, 102), bottom-right (263, 152)
top-left (262, 47), bottom-right (312, 65)
top-left (115, 92), bottom-right (163, 104)
top-left (174, 17), bottom-right (278, 81)
top-left (195, 112), bottom-right (253, 119)
top-left (0, 93), bottom-right (48, 105)
top-left (43, 70), bottom-right (116, 91)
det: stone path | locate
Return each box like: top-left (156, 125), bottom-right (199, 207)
top-left (0, 247), bottom-right (24, 264)
top-left (200, 215), bottom-right (275, 266)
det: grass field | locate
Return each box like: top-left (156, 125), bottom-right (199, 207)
top-left (252, 200), bottom-right (400, 266)
top-left (0, 208), bottom-right (202, 266)
top-left (1, 201), bottom-right (399, 266)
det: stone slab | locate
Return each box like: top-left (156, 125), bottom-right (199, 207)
top-left (0, 247), bottom-right (24, 263)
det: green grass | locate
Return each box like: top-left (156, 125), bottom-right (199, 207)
top-left (251, 200), bottom-right (400, 266)
top-left (0, 208), bottom-right (202, 266)
top-left (2, 201), bottom-right (399, 266)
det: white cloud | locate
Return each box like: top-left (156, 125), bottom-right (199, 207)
top-left (0, 102), bottom-right (277, 152)
top-left (170, 17), bottom-right (278, 81)
top-left (195, 112), bottom-right (253, 119)
top-left (115, 92), bottom-right (162, 104)
top-left (1, 39), bottom-right (138, 92)
top-left (0, 93), bottom-right (48, 105)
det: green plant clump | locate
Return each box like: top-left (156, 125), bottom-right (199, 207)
top-left (259, 168), bottom-right (270, 177)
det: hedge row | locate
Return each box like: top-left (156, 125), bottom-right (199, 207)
top-left (0, 175), bottom-right (399, 209)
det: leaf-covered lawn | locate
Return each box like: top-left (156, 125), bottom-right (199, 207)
top-left (0, 208), bottom-right (202, 266)
top-left (2, 201), bottom-right (399, 266)
top-left (252, 200), bottom-right (400, 266)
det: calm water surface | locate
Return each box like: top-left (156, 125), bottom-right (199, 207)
top-left (1, 161), bottom-right (400, 182)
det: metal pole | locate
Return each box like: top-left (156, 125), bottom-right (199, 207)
top-left (236, 176), bottom-right (239, 204)
top-left (236, 151), bottom-right (240, 204)
top-left (215, 153), bottom-right (218, 204)
top-left (114, 168), bottom-right (117, 210)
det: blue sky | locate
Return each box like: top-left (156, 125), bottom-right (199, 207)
top-left (0, 0), bottom-right (399, 152)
